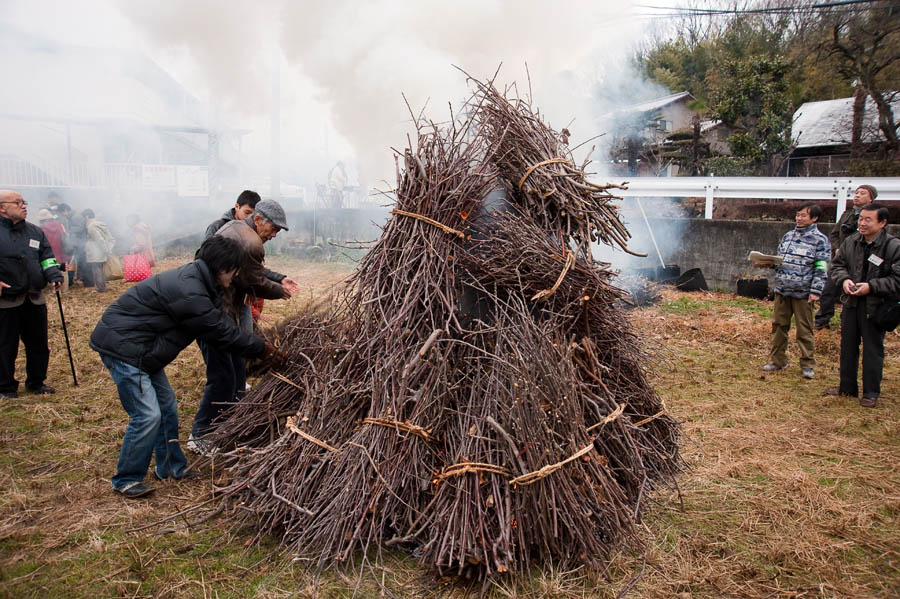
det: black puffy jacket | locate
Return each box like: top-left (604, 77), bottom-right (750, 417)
top-left (89, 259), bottom-right (265, 373)
top-left (0, 216), bottom-right (64, 298)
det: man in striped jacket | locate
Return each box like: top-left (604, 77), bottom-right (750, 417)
top-left (763, 203), bottom-right (831, 379)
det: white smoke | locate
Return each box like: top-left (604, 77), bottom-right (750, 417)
top-left (115, 0), bottom-right (672, 183)
top-left (0, 0), bottom-right (685, 253)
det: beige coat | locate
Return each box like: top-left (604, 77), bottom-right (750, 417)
top-left (85, 220), bottom-right (114, 263)
top-left (216, 219), bottom-right (286, 316)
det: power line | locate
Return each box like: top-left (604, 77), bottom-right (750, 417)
top-left (636, 0), bottom-right (897, 18)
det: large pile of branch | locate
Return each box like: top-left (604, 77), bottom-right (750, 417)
top-left (204, 74), bottom-right (681, 579)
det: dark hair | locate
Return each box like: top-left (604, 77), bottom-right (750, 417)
top-left (57, 203), bottom-right (71, 213)
top-left (195, 235), bottom-right (244, 276)
top-left (799, 203), bottom-right (822, 221)
top-left (81, 209), bottom-right (95, 219)
top-left (861, 203), bottom-right (889, 223)
top-left (857, 184), bottom-right (878, 200)
top-left (236, 190), bottom-right (261, 208)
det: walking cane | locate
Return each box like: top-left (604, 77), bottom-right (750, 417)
top-left (55, 287), bottom-right (78, 387)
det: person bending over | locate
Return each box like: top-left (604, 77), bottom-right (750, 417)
top-left (90, 236), bottom-right (283, 498)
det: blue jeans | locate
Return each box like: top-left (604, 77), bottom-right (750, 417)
top-left (101, 355), bottom-right (188, 490)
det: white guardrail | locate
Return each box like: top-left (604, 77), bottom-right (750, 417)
top-left (611, 177), bottom-right (900, 221)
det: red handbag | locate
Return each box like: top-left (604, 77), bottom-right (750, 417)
top-left (123, 253), bottom-right (152, 282)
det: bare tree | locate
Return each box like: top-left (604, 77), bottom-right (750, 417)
top-left (827, 4), bottom-right (900, 158)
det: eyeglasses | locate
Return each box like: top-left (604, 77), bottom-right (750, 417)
top-left (0, 200), bottom-right (27, 207)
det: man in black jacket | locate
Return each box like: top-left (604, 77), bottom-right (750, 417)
top-left (90, 236), bottom-right (283, 498)
top-left (0, 190), bottom-right (64, 398)
top-left (825, 204), bottom-right (900, 408)
top-left (815, 184), bottom-right (876, 329)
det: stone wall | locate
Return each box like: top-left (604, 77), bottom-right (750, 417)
top-left (621, 218), bottom-right (900, 291)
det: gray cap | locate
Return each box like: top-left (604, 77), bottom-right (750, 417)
top-left (255, 199), bottom-right (289, 231)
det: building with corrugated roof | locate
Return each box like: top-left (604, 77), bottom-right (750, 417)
top-left (787, 94), bottom-right (900, 176)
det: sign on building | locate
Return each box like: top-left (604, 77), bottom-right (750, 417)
top-left (176, 165), bottom-right (209, 197)
top-left (141, 165), bottom-right (177, 190)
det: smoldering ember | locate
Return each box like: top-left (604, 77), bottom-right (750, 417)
top-left (195, 75), bottom-right (680, 582)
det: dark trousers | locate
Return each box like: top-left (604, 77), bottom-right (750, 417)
top-left (815, 275), bottom-right (838, 325)
top-left (839, 304), bottom-right (885, 397)
top-left (0, 301), bottom-right (50, 393)
top-left (191, 340), bottom-right (246, 437)
top-left (76, 248), bottom-right (93, 286)
top-left (89, 262), bottom-right (107, 292)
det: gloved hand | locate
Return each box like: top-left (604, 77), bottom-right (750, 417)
top-left (262, 341), bottom-right (288, 367)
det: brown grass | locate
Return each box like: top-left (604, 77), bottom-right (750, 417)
top-left (1, 257), bottom-right (898, 598)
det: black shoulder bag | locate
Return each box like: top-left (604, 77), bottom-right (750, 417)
top-left (870, 238), bottom-right (900, 332)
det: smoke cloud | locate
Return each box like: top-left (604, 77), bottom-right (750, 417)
top-left (1, 0), bottom-right (683, 257)
top-left (116, 0), bottom-right (668, 183)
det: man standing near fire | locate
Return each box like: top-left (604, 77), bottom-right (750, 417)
top-left (815, 185), bottom-right (876, 329)
top-left (205, 190), bottom-right (282, 333)
top-left (0, 190), bottom-right (64, 398)
top-left (825, 204), bottom-right (900, 408)
top-left (762, 203), bottom-right (830, 380)
top-left (189, 199), bottom-right (299, 454)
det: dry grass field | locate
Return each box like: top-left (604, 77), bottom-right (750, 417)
top-left (1, 255), bottom-right (898, 598)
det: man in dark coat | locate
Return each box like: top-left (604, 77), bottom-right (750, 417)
top-left (204, 189), bottom-right (261, 238)
top-left (189, 200), bottom-right (298, 453)
top-left (0, 190), bottom-right (64, 398)
top-left (90, 236), bottom-right (283, 498)
top-left (825, 204), bottom-right (900, 408)
top-left (815, 184), bottom-right (876, 329)
top-left (204, 189), bottom-right (280, 333)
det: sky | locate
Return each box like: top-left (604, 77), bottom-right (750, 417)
top-left (0, 0), bottom-right (676, 189)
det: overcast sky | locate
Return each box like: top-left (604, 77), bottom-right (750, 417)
top-left (1, 0), bottom-right (675, 185)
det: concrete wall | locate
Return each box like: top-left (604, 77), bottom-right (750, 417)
top-left (623, 218), bottom-right (900, 291)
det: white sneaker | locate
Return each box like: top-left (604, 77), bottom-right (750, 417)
top-left (802, 368), bottom-right (814, 379)
top-left (762, 363), bottom-right (786, 372)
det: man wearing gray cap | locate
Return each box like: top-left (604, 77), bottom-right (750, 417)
top-left (189, 199), bottom-right (299, 452)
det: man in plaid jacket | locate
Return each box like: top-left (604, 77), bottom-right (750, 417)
top-left (763, 203), bottom-right (831, 379)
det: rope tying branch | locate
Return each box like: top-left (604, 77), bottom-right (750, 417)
top-left (363, 418), bottom-right (433, 441)
top-left (437, 462), bottom-right (512, 480)
top-left (510, 442), bottom-right (597, 487)
top-left (633, 404), bottom-right (669, 428)
top-left (586, 402), bottom-right (626, 432)
top-left (531, 250), bottom-right (576, 302)
top-left (517, 158), bottom-right (573, 190)
top-left (392, 209), bottom-right (465, 240)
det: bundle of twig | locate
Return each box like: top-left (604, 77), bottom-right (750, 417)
top-left (464, 72), bottom-right (632, 254)
top-left (199, 73), bottom-right (680, 584)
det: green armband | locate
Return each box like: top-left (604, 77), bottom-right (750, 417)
top-left (814, 260), bottom-right (827, 270)
top-left (40, 257), bottom-right (59, 270)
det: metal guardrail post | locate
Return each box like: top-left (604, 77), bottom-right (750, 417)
top-left (835, 179), bottom-right (849, 223)
top-left (704, 179), bottom-right (715, 219)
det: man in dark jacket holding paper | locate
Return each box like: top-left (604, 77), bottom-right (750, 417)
top-left (825, 204), bottom-right (900, 407)
top-left (90, 236), bottom-right (284, 498)
top-left (0, 190), bottom-right (64, 398)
